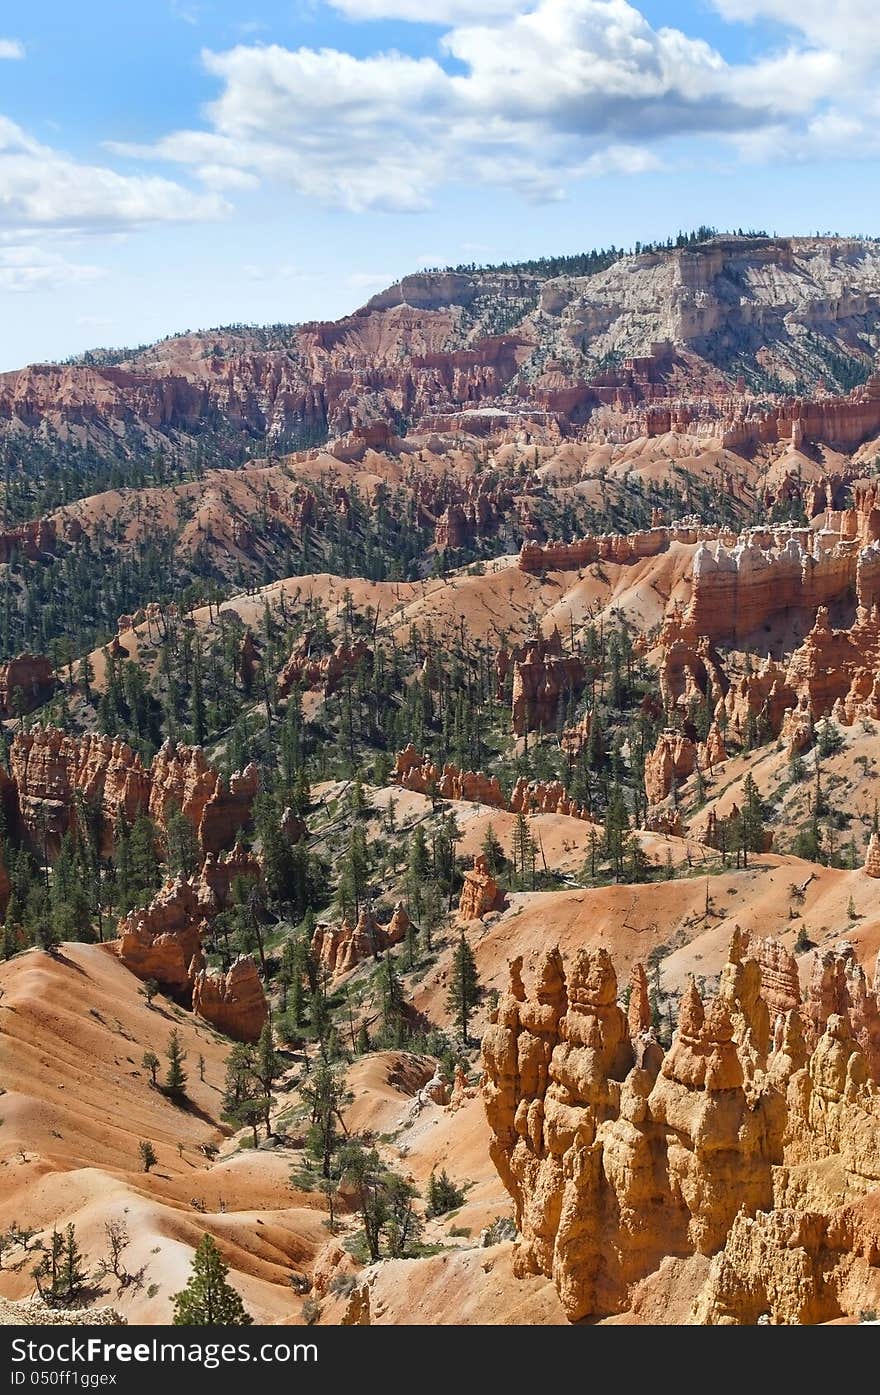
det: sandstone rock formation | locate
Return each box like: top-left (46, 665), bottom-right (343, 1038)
top-left (117, 877), bottom-right (204, 993)
top-left (9, 727), bottom-right (258, 857)
top-left (498, 631), bottom-right (586, 735)
top-left (392, 747), bottom-right (597, 824)
top-left (393, 745), bottom-right (505, 807)
top-left (644, 729), bottom-right (696, 806)
top-left (458, 854), bottom-right (503, 922)
top-left (115, 846), bottom-right (265, 1038)
top-left (864, 833), bottom-right (880, 878)
top-left (10, 727), bottom-right (151, 855)
top-left (481, 933), bottom-right (880, 1323)
top-left (276, 637), bottom-right (372, 699)
top-left (149, 740), bottom-right (259, 855)
top-left (0, 654), bottom-right (54, 716)
top-left (191, 955), bottom-right (268, 1042)
top-left (8, 239), bottom-right (880, 457)
top-left (311, 902), bottom-right (411, 978)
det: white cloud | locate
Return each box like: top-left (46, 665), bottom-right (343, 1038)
top-left (712, 1), bottom-right (880, 57)
top-left (0, 243), bottom-right (103, 293)
top-left (107, 0), bottom-right (880, 214)
top-left (0, 38), bottom-right (24, 59)
top-left (0, 115), bottom-right (229, 231)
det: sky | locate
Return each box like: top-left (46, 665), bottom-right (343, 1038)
top-left (2, 0), bottom-right (880, 370)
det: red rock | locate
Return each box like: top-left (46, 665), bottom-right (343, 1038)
top-left (191, 955), bottom-right (267, 1043)
top-left (0, 654), bottom-right (55, 717)
top-left (458, 854), bottom-right (503, 922)
top-left (276, 637), bottom-right (372, 699)
top-left (644, 729), bottom-right (696, 806)
top-left (311, 901), bottom-right (410, 978)
top-left (502, 630), bottom-right (585, 735)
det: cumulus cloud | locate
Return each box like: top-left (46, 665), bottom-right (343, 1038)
top-left (712, 1), bottom-right (880, 57)
top-left (0, 38), bottom-right (24, 59)
top-left (0, 115), bottom-right (228, 231)
top-left (107, 0), bottom-right (880, 213)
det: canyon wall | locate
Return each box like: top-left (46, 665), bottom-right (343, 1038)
top-left (8, 727), bottom-right (258, 856)
top-left (482, 932), bottom-right (880, 1323)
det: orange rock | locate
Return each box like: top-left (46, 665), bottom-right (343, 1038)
top-left (864, 832), bottom-right (880, 878)
top-left (458, 854), bottom-right (503, 922)
top-left (311, 901), bottom-right (410, 978)
top-left (0, 654), bottom-right (54, 717)
top-left (191, 955), bottom-right (267, 1042)
top-left (9, 727), bottom-right (256, 858)
top-left (482, 935), bottom-right (880, 1323)
top-left (507, 630), bottom-right (586, 736)
top-left (277, 636), bottom-right (372, 699)
top-left (644, 728), bottom-right (696, 806)
top-left (10, 727), bottom-right (150, 855)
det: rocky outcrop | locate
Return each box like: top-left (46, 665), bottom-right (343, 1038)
top-left (785, 604), bottom-right (880, 726)
top-left (311, 902), bottom-right (410, 978)
top-left (458, 855), bottom-right (503, 922)
top-left (393, 745), bottom-right (505, 806)
top-left (392, 747), bottom-right (597, 823)
top-left (686, 523), bottom-right (880, 644)
top-left (497, 630), bottom-right (586, 736)
top-left (659, 633), bottom-right (728, 714)
top-left (276, 637), bottom-right (373, 699)
top-left (644, 729), bottom-right (696, 806)
top-left (191, 955), bottom-right (268, 1042)
top-left (482, 933), bottom-right (880, 1323)
top-left (149, 740), bottom-right (259, 855)
top-left (115, 847), bottom-right (264, 1037)
top-left (8, 727), bottom-right (257, 857)
top-left (116, 877), bottom-right (204, 992)
top-left (10, 727), bottom-right (151, 855)
top-left (518, 521), bottom-right (712, 574)
top-left (0, 654), bottom-right (54, 716)
top-left (864, 833), bottom-right (880, 878)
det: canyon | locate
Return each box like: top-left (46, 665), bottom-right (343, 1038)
top-left (482, 933), bottom-right (880, 1324)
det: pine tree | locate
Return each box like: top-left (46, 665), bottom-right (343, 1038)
top-left (445, 931), bottom-right (481, 1044)
top-left (60, 1223), bottom-right (88, 1301)
top-left (171, 1235), bottom-right (253, 1326)
top-left (254, 1021), bottom-right (282, 1136)
top-left (190, 661), bottom-right (207, 746)
top-left (380, 955), bottom-right (407, 1047)
top-left (426, 1167), bottom-right (465, 1217)
top-left (139, 1140), bottom-right (157, 1172)
top-left (165, 804), bottom-right (199, 877)
top-left (164, 1028), bottom-right (188, 1099)
top-left (480, 823), bottom-right (505, 876)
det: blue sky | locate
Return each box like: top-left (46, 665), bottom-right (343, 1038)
top-left (1, 0), bottom-right (879, 370)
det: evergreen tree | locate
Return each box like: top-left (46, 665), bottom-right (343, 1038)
top-left (300, 1061), bottom-right (352, 1179)
top-left (165, 804), bottom-right (199, 878)
top-left (163, 1028), bottom-right (188, 1099)
top-left (426, 1168), bottom-right (465, 1217)
top-left (171, 1235), bottom-right (253, 1326)
top-left (254, 1020), bottom-right (283, 1136)
top-left (139, 1140), bottom-right (157, 1172)
top-left (480, 823), bottom-right (505, 877)
top-left (445, 931), bottom-right (481, 1044)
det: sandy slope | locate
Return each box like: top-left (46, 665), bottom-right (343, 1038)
top-left (0, 943), bottom-right (326, 1323)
